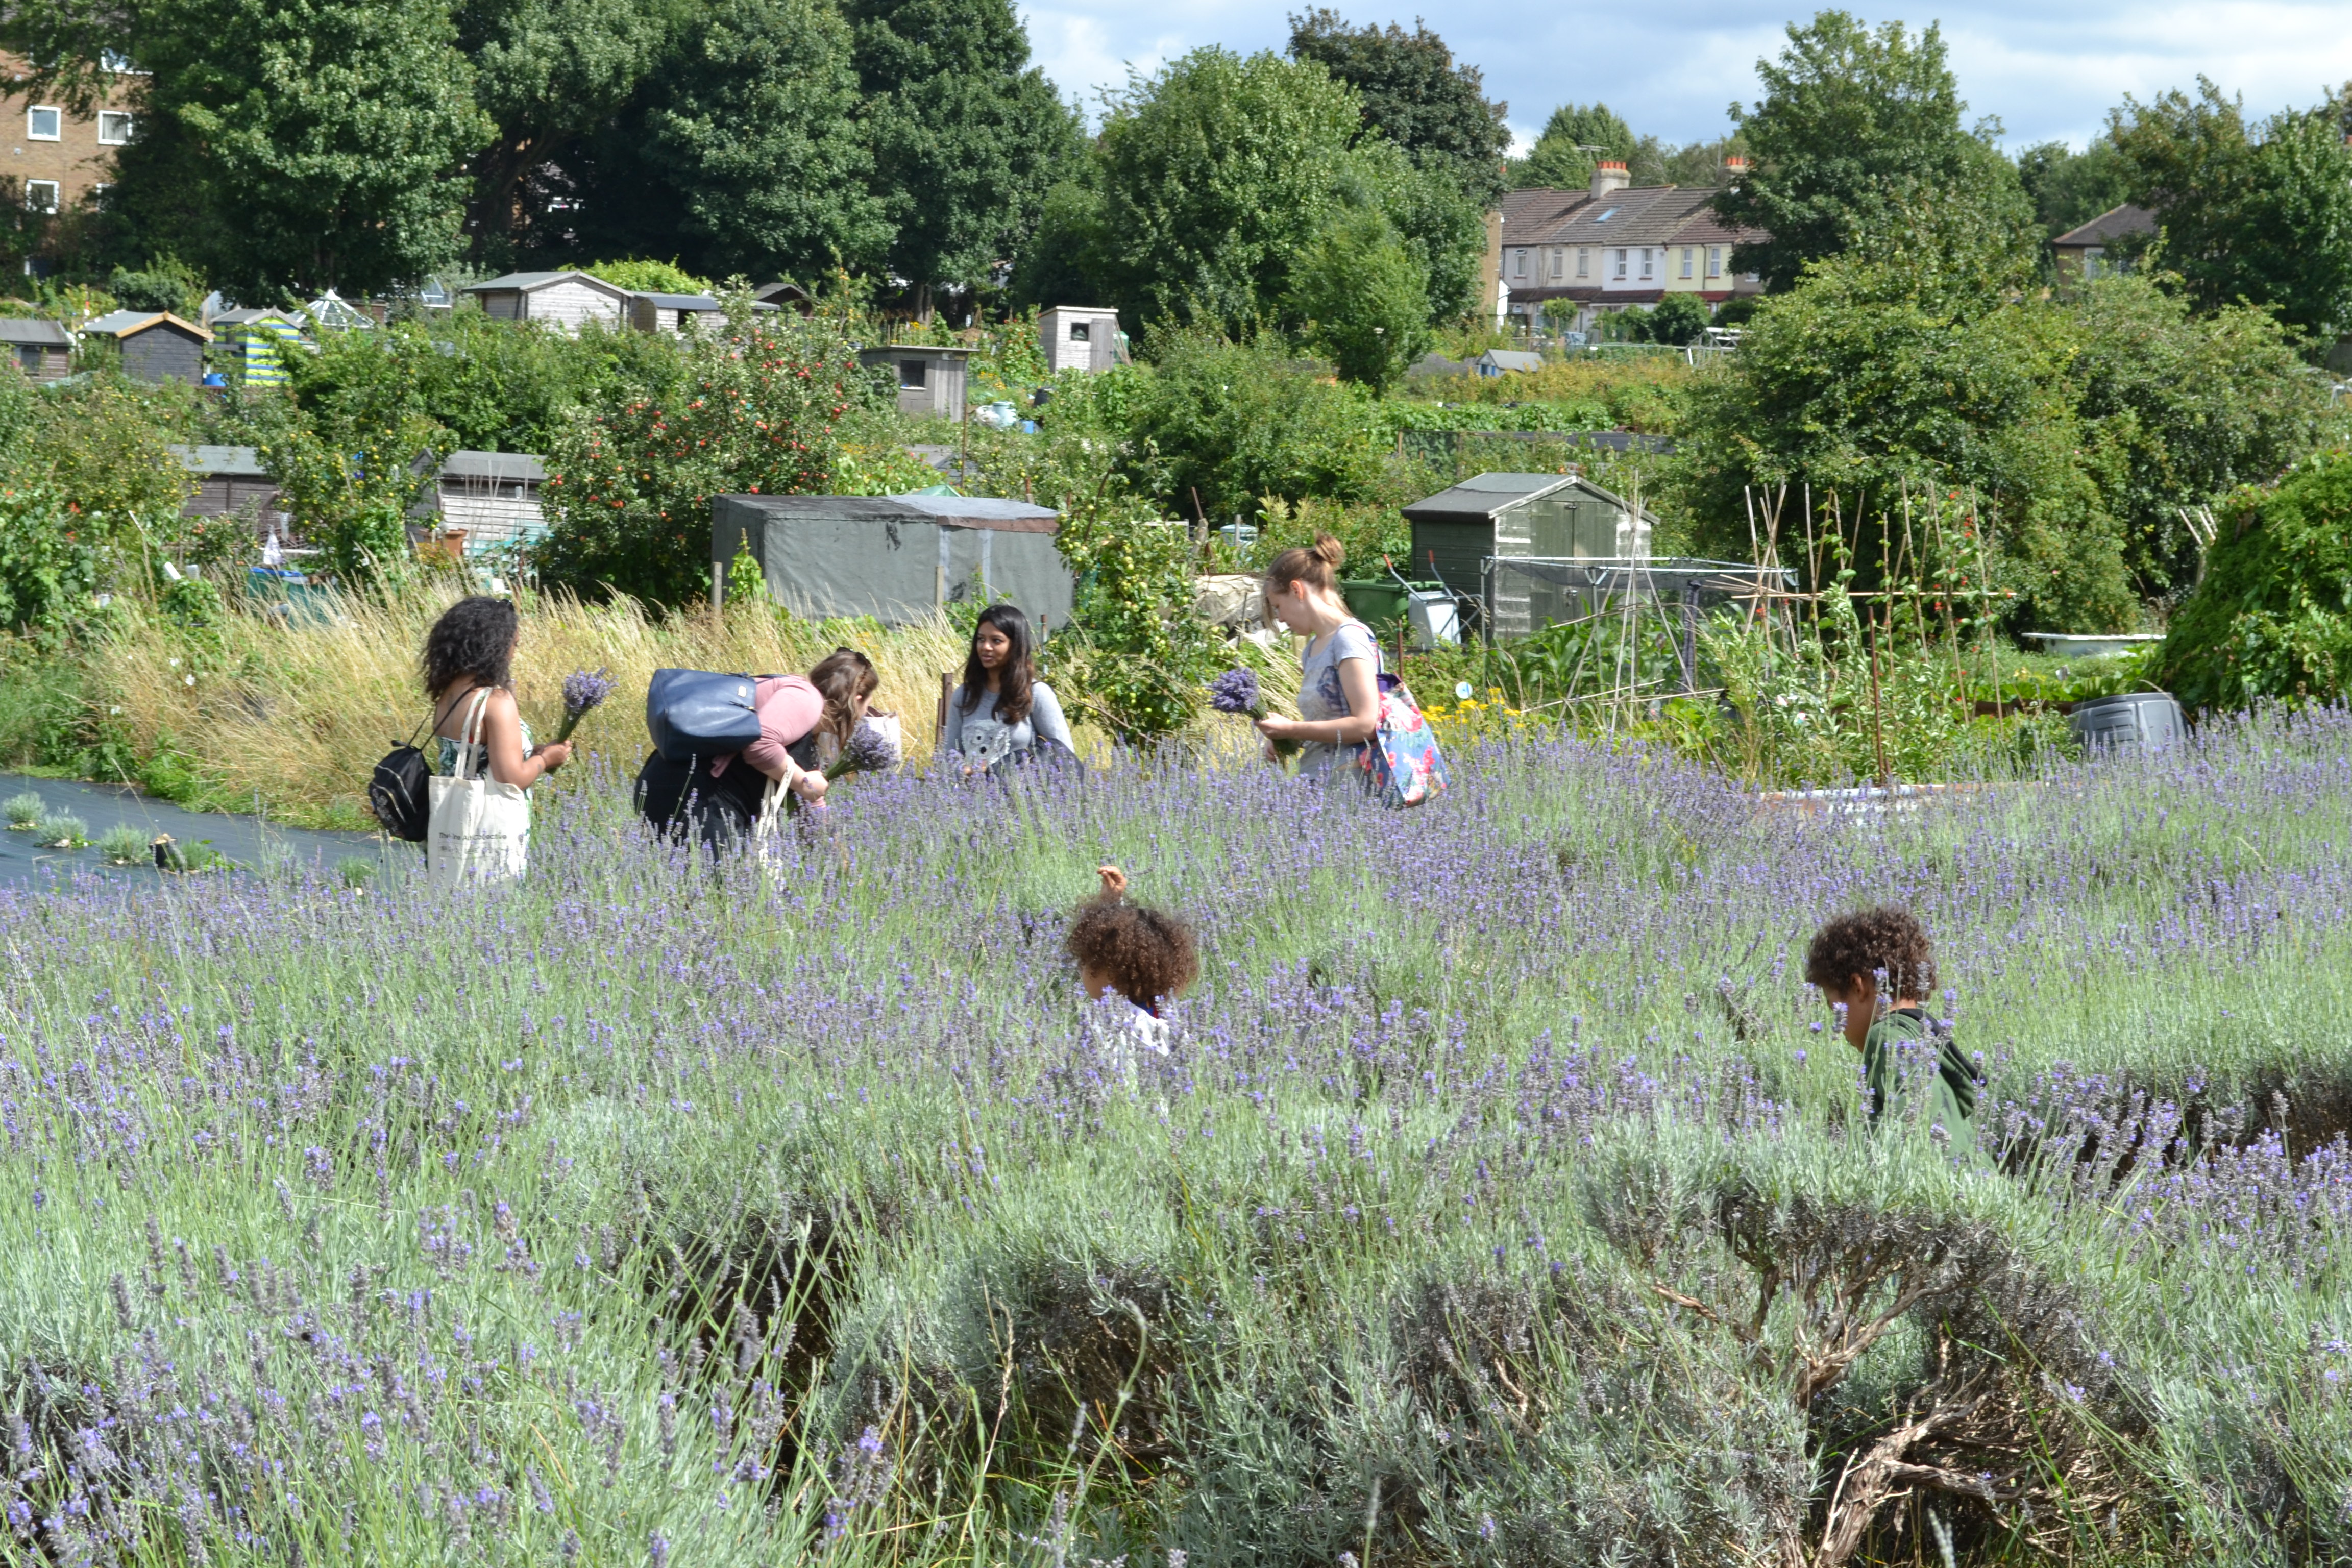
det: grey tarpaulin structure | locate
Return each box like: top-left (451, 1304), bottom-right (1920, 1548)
top-left (710, 493), bottom-right (1074, 627)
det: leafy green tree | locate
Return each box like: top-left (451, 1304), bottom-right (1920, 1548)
top-left (1640, 292), bottom-right (1710, 346)
top-left (1287, 210), bottom-right (1431, 388)
top-left (1716, 11), bottom-right (2032, 292)
top-left (845, 0), bottom-right (1081, 307)
top-left (106, 257), bottom-right (205, 317)
top-left (583, 259), bottom-right (713, 295)
top-left (1510, 102), bottom-right (1634, 190)
top-left (1089, 48), bottom-right (1366, 330)
top-left (2110, 82), bottom-right (2352, 349)
top-left (1119, 331), bottom-right (1388, 521)
top-left (38, 0), bottom-right (493, 295)
top-left (536, 301), bottom-right (877, 606)
top-left (2014, 137), bottom-right (2135, 238)
top-left (1008, 181), bottom-right (1107, 311)
top-left (2154, 453), bottom-right (2352, 709)
top-left (1285, 8), bottom-right (1509, 200)
top-left (456, 0), bottom-right (679, 270)
top-left (567, 0), bottom-right (890, 281)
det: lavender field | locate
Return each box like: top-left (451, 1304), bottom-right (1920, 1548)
top-left (4, 716), bottom-right (2350, 1568)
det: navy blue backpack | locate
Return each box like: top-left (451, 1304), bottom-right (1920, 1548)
top-left (645, 669), bottom-right (763, 762)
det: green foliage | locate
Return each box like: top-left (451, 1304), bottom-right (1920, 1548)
top-left (2153, 451), bottom-right (2352, 709)
top-left (1718, 11), bottom-right (2035, 292)
top-left (1118, 333), bottom-right (1388, 522)
top-left (845, 0), bottom-right (1082, 296)
top-left (1510, 101), bottom-right (1633, 190)
top-left (1286, 210), bottom-right (1431, 389)
top-left (103, 0), bottom-right (492, 295)
top-left (6, 379), bottom-right (197, 553)
top-left (1284, 9), bottom-right (1509, 201)
top-left (537, 302), bottom-right (872, 606)
top-left (2015, 137), bottom-right (2136, 239)
top-left (106, 256), bottom-right (206, 318)
top-left (1050, 513), bottom-right (1220, 743)
top-left (569, 0), bottom-right (890, 280)
top-left (0, 483), bottom-right (106, 635)
top-left (2110, 81), bottom-right (2352, 349)
top-left (1638, 292), bottom-right (1710, 346)
top-left (253, 402), bottom-right (443, 587)
top-left (583, 258), bottom-right (713, 295)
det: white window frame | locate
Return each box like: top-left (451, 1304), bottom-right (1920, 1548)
top-left (1613, 249), bottom-right (1627, 280)
top-left (27, 106), bottom-right (64, 141)
top-left (1512, 249), bottom-right (1528, 279)
top-left (1549, 249), bottom-right (1563, 280)
top-left (1680, 248), bottom-right (1693, 280)
top-left (1707, 247), bottom-right (1722, 279)
top-left (97, 111), bottom-right (135, 145)
top-left (1576, 248), bottom-right (1589, 279)
top-left (24, 180), bottom-right (61, 213)
top-left (1639, 248), bottom-right (1653, 281)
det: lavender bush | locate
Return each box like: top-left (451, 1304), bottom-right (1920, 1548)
top-left (2, 712), bottom-right (2350, 1564)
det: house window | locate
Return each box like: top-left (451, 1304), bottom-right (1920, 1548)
top-left (1069, 322), bottom-right (1090, 342)
top-left (17, 346), bottom-right (41, 373)
top-left (1576, 248), bottom-right (1589, 278)
top-left (898, 359), bottom-right (927, 389)
top-left (102, 51), bottom-right (138, 73)
top-left (97, 111), bottom-right (134, 145)
top-left (23, 181), bottom-right (60, 214)
top-left (1679, 247), bottom-right (1693, 279)
top-left (1512, 250), bottom-right (1528, 279)
top-left (1639, 249), bottom-right (1653, 281)
top-left (1707, 247), bottom-right (1722, 279)
top-left (1549, 249), bottom-right (1563, 280)
top-left (1613, 249), bottom-right (1627, 279)
top-left (2082, 249), bottom-right (2103, 280)
top-left (27, 106), bottom-right (62, 141)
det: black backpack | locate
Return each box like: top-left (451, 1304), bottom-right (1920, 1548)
top-left (370, 695), bottom-right (462, 842)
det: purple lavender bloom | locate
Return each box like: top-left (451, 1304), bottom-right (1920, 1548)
top-left (1207, 666), bottom-right (1262, 717)
top-left (825, 721), bottom-right (902, 781)
top-left (553, 668), bottom-right (614, 743)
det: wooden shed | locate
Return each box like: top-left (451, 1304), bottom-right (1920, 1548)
top-left (628, 292), bottom-right (721, 335)
top-left (461, 272), bottom-right (632, 334)
top-left (1038, 306), bottom-right (1124, 373)
top-left (407, 451), bottom-right (548, 556)
top-left (857, 345), bottom-right (972, 421)
top-left (0, 317), bottom-right (74, 382)
top-left (1403, 472), bottom-right (1660, 637)
top-left (81, 310), bottom-right (211, 384)
top-left (710, 492), bottom-right (1071, 627)
top-left (208, 308), bottom-right (309, 387)
top-left (169, 445), bottom-right (289, 541)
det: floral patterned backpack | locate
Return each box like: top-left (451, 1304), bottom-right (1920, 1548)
top-left (1354, 669), bottom-right (1449, 807)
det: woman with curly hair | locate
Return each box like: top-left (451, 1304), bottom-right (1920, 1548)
top-left (424, 595), bottom-right (571, 791)
top-left (1804, 905), bottom-right (1976, 1149)
top-left (1066, 866), bottom-right (1198, 1067)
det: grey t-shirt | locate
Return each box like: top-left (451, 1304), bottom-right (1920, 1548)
top-left (941, 680), bottom-right (1073, 766)
top-left (1295, 620), bottom-right (1380, 778)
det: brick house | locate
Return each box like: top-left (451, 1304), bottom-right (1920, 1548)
top-left (4, 52), bottom-right (137, 218)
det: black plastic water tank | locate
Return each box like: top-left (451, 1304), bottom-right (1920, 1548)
top-left (2069, 692), bottom-right (2186, 754)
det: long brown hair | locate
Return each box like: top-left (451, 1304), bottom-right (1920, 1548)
top-left (958, 603), bottom-right (1036, 727)
top-left (1263, 533), bottom-right (1345, 608)
top-left (806, 648), bottom-right (879, 746)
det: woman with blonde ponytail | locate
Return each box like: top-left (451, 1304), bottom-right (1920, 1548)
top-left (1256, 534), bottom-right (1381, 780)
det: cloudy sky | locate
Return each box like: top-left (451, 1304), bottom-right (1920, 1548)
top-left (1018, 0), bottom-right (2352, 154)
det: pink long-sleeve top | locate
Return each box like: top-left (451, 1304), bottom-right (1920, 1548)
top-left (707, 675), bottom-right (826, 778)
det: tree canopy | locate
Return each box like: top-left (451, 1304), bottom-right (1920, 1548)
top-left (1716, 10), bottom-right (2030, 292)
top-left (1285, 9), bottom-right (1508, 200)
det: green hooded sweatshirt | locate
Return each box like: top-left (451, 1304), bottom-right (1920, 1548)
top-left (1863, 1008), bottom-right (1978, 1150)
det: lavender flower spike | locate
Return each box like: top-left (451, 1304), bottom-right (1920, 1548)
top-left (1207, 665), bottom-right (1298, 760)
top-left (825, 720), bottom-right (903, 781)
top-left (553, 667), bottom-right (614, 744)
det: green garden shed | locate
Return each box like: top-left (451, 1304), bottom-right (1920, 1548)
top-left (1402, 473), bottom-right (1660, 637)
top-left (710, 492), bottom-right (1073, 628)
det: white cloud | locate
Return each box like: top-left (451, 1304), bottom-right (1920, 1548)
top-left (1018, 0), bottom-right (2352, 151)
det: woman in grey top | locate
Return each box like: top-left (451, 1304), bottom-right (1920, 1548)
top-left (941, 604), bottom-right (1074, 770)
top-left (1254, 534), bottom-right (1380, 779)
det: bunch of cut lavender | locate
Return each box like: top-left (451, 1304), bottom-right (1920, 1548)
top-left (825, 718), bottom-right (902, 780)
top-left (552, 668), bottom-right (613, 744)
top-left (1208, 666), bottom-right (1298, 759)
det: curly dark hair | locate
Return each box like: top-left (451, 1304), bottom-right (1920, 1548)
top-left (1067, 895), bottom-right (1198, 1009)
top-left (1804, 905), bottom-right (1936, 999)
top-left (422, 596), bottom-right (520, 700)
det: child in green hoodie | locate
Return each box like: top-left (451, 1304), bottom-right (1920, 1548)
top-left (1804, 905), bottom-right (1978, 1150)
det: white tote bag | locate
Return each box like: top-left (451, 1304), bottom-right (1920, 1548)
top-left (427, 689), bottom-right (531, 884)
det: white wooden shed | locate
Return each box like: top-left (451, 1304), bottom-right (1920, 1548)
top-left (1038, 306), bottom-right (1124, 373)
top-left (407, 451), bottom-right (549, 555)
top-left (461, 272), bottom-right (632, 334)
top-left (856, 345), bottom-right (973, 421)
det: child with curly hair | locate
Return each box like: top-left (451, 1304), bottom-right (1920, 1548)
top-left (1804, 905), bottom-right (1977, 1149)
top-left (1066, 866), bottom-right (1198, 1065)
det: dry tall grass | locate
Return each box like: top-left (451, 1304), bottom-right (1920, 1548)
top-left (95, 584), bottom-right (1299, 827)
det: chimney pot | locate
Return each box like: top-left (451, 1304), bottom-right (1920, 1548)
top-left (1589, 160), bottom-right (1631, 199)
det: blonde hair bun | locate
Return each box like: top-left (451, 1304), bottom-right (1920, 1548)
top-left (1310, 533), bottom-right (1346, 569)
